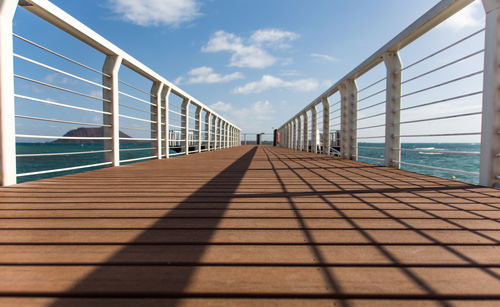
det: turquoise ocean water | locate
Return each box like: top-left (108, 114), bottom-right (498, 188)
top-left (16, 142), bottom-right (480, 185)
top-left (358, 143), bottom-right (480, 185)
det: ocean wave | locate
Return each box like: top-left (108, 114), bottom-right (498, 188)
top-left (415, 147), bottom-right (434, 150)
top-left (418, 152), bottom-right (442, 155)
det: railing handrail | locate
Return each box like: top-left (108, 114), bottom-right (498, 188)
top-left (0, 0), bottom-right (243, 186)
top-left (284, 0), bottom-right (473, 119)
top-left (278, 0), bottom-right (500, 187)
top-left (20, 0), bottom-right (238, 128)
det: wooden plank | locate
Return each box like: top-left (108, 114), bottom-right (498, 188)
top-left (0, 145), bottom-right (498, 305)
top-left (2, 266), bottom-right (500, 296)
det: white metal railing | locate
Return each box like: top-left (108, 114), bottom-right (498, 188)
top-left (0, 0), bottom-right (241, 186)
top-left (278, 0), bottom-right (500, 187)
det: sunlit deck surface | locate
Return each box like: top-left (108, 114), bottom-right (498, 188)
top-left (1, 145), bottom-right (500, 306)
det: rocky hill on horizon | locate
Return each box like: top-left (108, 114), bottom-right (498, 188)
top-left (52, 127), bottom-right (132, 143)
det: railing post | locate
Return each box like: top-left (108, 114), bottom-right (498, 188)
top-left (297, 114), bottom-right (304, 150)
top-left (339, 84), bottom-right (349, 158)
top-left (0, 0), bottom-right (18, 186)
top-left (311, 106), bottom-right (318, 153)
top-left (303, 112), bottom-right (309, 152)
top-left (103, 55), bottom-right (122, 167)
top-left (231, 126), bottom-right (234, 147)
top-left (218, 118), bottom-right (222, 149)
top-left (340, 79), bottom-right (358, 160)
top-left (287, 122), bottom-right (292, 148)
top-left (205, 112), bottom-right (211, 151)
top-left (222, 122), bottom-right (226, 148)
top-left (162, 87), bottom-right (171, 158)
top-left (480, 0), bottom-right (500, 187)
top-left (291, 120), bottom-right (296, 150)
top-left (322, 97), bottom-right (331, 155)
top-left (151, 81), bottom-right (164, 159)
top-left (214, 116), bottom-right (218, 148)
top-left (232, 127), bottom-right (235, 147)
top-left (195, 105), bottom-right (202, 153)
top-left (383, 51), bottom-right (402, 168)
top-left (282, 127), bottom-right (286, 148)
top-left (221, 121), bottom-right (225, 148)
top-left (347, 79), bottom-right (358, 161)
top-left (282, 126), bottom-right (285, 147)
top-left (181, 98), bottom-right (190, 155)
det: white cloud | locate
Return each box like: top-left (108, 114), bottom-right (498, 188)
top-left (279, 70), bottom-right (302, 77)
top-left (210, 100), bottom-right (275, 131)
top-left (107, 0), bottom-right (200, 27)
top-left (202, 29), bottom-right (299, 69)
top-left (185, 66), bottom-right (243, 84)
top-left (442, 1), bottom-right (484, 30)
top-left (202, 31), bottom-right (276, 68)
top-left (233, 75), bottom-right (319, 94)
top-left (250, 29), bottom-right (299, 48)
top-left (311, 53), bottom-right (339, 62)
top-left (210, 101), bottom-right (233, 112)
top-left (173, 76), bottom-right (184, 85)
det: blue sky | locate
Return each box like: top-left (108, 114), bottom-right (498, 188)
top-left (12, 0), bottom-right (485, 142)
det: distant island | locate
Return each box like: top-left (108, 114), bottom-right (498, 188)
top-left (52, 127), bottom-right (132, 143)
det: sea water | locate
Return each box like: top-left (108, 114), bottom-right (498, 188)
top-left (15, 142), bottom-right (481, 185)
top-left (358, 143), bottom-right (480, 185)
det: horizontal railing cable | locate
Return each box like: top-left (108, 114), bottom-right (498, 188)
top-left (401, 70), bottom-right (483, 98)
top-left (169, 110), bottom-right (185, 117)
top-left (119, 126), bottom-right (152, 132)
top-left (397, 160), bottom-right (479, 176)
top-left (119, 80), bottom-right (155, 97)
top-left (120, 156), bottom-right (157, 163)
top-left (329, 99), bottom-right (341, 107)
top-left (357, 76), bottom-right (387, 94)
top-left (119, 114), bottom-right (156, 123)
top-left (16, 134), bottom-right (111, 140)
top-left (402, 28), bottom-right (485, 71)
top-left (397, 111), bottom-right (481, 125)
top-left (358, 146), bottom-right (384, 150)
top-left (119, 137), bottom-right (155, 141)
top-left (15, 94), bottom-right (111, 115)
top-left (357, 123), bottom-right (386, 130)
top-left (357, 135), bottom-right (385, 139)
top-left (119, 91), bottom-right (155, 106)
top-left (357, 88), bottom-right (386, 104)
top-left (119, 103), bottom-right (153, 114)
top-left (13, 33), bottom-right (109, 77)
top-left (358, 100), bottom-right (386, 112)
top-left (14, 53), bottom-right (110, 90)
top-left (401, 148), bottom-right (480, 156)
top-left (357, 111), bottom-right (385, 121)
top-left (398, 132), bottom-right (480, 138)
top-left (358, 155), bottom-right (385, 162)
top-left (17, 150), bottom-right (111, 158)
top-left (119, 147), bottom-right (155, 152)
top-left (401, 49), bottom-right (484, 85)
top-left (330, 107), bottom-right (341, 114)
top-left (15, 114), bottom-right (109, 127)
top-left (17, 162), bottom-right (112, 177)
top-left (14, 74), bottom-right (109, 102)
top-left (401, 91), bottom-right (482, 111)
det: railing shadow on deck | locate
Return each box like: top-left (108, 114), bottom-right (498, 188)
top-left (49, 147), bottom-right (257, 307)
top-left (262, 146), bottom-right (500, 304)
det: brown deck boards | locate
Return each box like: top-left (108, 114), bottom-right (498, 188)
top-left (1, 145), bottom-right (499, 306)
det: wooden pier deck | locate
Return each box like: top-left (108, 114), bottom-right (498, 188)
top-left (0, 145), bottom-right (499, 306)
